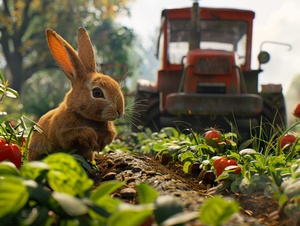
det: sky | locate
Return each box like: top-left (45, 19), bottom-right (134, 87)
top-left (119, 0), bottom-right (300, 95)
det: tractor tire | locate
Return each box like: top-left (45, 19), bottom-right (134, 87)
top-left (131, 89), bottom-right (160, 132)
top-left (260, 91), bottom-right (287, 137)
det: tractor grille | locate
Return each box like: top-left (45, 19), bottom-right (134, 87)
top-left (195, 58), bottom-right (231, 74)
top-left (197, 82), bottom-right (226, 94)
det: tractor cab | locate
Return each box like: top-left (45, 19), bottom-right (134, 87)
top-left (156, 6), bottom-right (255, 96)
top-left (134, 3), bottom-right (286, 139)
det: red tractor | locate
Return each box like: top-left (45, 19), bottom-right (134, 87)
top-left (133, 2), bottom-right (286, 139)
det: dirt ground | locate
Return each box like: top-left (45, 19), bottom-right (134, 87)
top-left (92, 151), bottom-right (297, 226)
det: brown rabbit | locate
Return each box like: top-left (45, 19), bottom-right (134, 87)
top-left (28, 27), bottom-right (124, 161)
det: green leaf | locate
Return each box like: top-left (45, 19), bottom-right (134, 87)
top-left (83, 198), bottom-right (111, 218)
top-left (72, 154), bottom-right (92, 175)
top-left (24, 180), bottom-right (53, 209)
top-left (18, 205), bottom-right (53, 226)
top-left (0, 84), bottom-right (18, 99)
top-left (268, 165), bottom-right (283, 187)
top-left (196, 144), bottom-right (215, 155)
top-left (153, 196), bottom-right (183, 225)
top-left (167, 145), bottom-right (181, 152)
top-left (153, 141), bottom-right (168, 152)
top-left (161, 127), bottom-right (179, 138)
top-left (137, 182), bottom-right (159, 204)
top-left (204, 138), bottom-right (220, 149)
top-left (90, 181), bottom-right (125, 202)
top-left (179, 151), bottom-right (195, 162)
top-left (161, 212), bottom-right (199, 226)
top-left (231, 177), bottom-right (243, 193)
top-left (0, 71), bottom-right (5, 84)
top-left (90, 195), bottom-right (121, 216)
top-left (107, 209), bottom-right (152, 226)
top-left (267, 155), bottom-right (285, 168)
top-left (282, 179), bottom-right (300, 199)
top-left (5, 87), bottom-right (19, 98)
top-left (278, 193), bottom-right (289, 207)
top-left (183, 161), bottom-right (192, 174)
top-left (199, 196), bottom-right (239, 226)
top-left (239, 178), bottom-right (255, 194)
top-left (20, 161), bottom-right (49, 182)
top-left (0, 162), bottom-right (20, 176)
top-left (0, 176), bottom-right (29, 224)
top-left (43, 153), bottom-right (93, 197)
top-left (239, 148), bottom-right (257, 156)
top-left (238, 138), bottom-right (254, 151)
top-left (52, 192), bottom-right (89, 216)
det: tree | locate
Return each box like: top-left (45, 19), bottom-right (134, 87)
top-left (0, 0), bottom-right (136, 93)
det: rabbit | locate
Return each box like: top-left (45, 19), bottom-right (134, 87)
top-left (28, 27), bottom-right (124, 161)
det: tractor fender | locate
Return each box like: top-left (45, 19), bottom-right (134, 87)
top-left (136, 79), bottom-right (157, 93)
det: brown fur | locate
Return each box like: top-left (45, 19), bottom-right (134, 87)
top-left (28, 27), bottom-right (124, 161)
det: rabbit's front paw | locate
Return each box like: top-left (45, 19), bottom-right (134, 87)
top-left (77, 128), bottom-right (100, 150)
top-left (98, 130), bottom-right (116, 151)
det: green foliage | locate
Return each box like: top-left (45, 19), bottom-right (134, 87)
top-left (0, 176), bottom-right (29, 223)
top-left (1, 152), bottom-right (238, 226)
top-left (0, 70), bottom-right (20, 116)
top-left (199, 196), bottom-right (239, 226)
top-left (21, 70), bottom-right (70, 117)
top-left (0, 153), bottom-right (126, 225)
top-left (3, 63), bottom-right (300, 224)
top-left (0, 71), bottom-right (18, 101)
top-left (137, 182), bottom-right (159, 204)
top-left (43, 153), bottom-right (93, 197)
top-left (153, 196), bottom-right (184, 225)
top-left (108, 122), bottom-right (300, 220)
top-left (0, 0), bottom-right (138, 98)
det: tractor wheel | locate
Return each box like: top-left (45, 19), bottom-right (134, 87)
top-left (260, 91), bottom-right (287, 137)
top-left (131, 89), bottom-right (160, 132)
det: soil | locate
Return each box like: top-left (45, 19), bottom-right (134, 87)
top-left (92, 151), bottom-right (297, 226)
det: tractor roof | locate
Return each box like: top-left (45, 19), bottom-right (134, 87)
top-left (161, 7), bottom-right (255, 22)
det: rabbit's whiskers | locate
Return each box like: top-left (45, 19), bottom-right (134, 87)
top-left (119, 98), bottom-right (147, 130)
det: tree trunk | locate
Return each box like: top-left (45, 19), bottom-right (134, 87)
top-left (6, 52), bottom-right (25, 93)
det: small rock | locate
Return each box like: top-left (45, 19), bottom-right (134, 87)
top-left (160, 153), bottom-right (172, 165)
top-left (102, 172), bottom-right (117, 181)
top-left (188, 162), bottom-right (201, 176)
top-left (115, 161), bottom-right (129, 168)
top-left (106, 159), bottom-right (114, 167)
top-left (145, 170), bottom-right (157, 176)
top-left (120, 187), bottom-right (137, 199)
top-left (132, 166), bottom-right (142, 173)
top-left (126, 177), bottom-right (136, 184)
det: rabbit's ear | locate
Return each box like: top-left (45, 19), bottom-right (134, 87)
top-left (46, 28), bottom-right (86, 82)
top-left (77, 27), bottom-right (96, 73)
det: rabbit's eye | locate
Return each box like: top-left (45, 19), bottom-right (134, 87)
top-left (92, 88), bottom-right (104, 98)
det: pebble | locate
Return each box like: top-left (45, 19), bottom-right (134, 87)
top-left (120, 187), bottom-right (137, 199)
top-left (144, 170), bottom-right (157, 176)
top-left (132, 166), bottom-right (142, 173)
top-left (102, 172), bottom-right (117, 181)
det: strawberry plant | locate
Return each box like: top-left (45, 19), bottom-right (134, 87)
top-left (0, 139), bottom-right (21, 168)
top-left (0, 153), bottom-right (129, 225)
top-left (280, 133), bottom-right (297, 149)
top-left (105, 120), bottom-right (300, 223)
top-left (213, 157), bottom-right (241, 177)
top-left (199, 196), bottom-right (239, 226)
top-left (204, 128), bottom-right (222, 144)
top-left (293, 102), bottom-right (300, 118)
top-left (0, 71), bottom-right (18, 103)
top-left (3, 67), bottom-right (300, 224)
top-left (0, 71), bottom-right (31, 168)
top-left (0, 152), bottom-right (240, 225)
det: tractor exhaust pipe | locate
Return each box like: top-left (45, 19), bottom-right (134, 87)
top-left (189, 1), bottom-right (200, 50)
